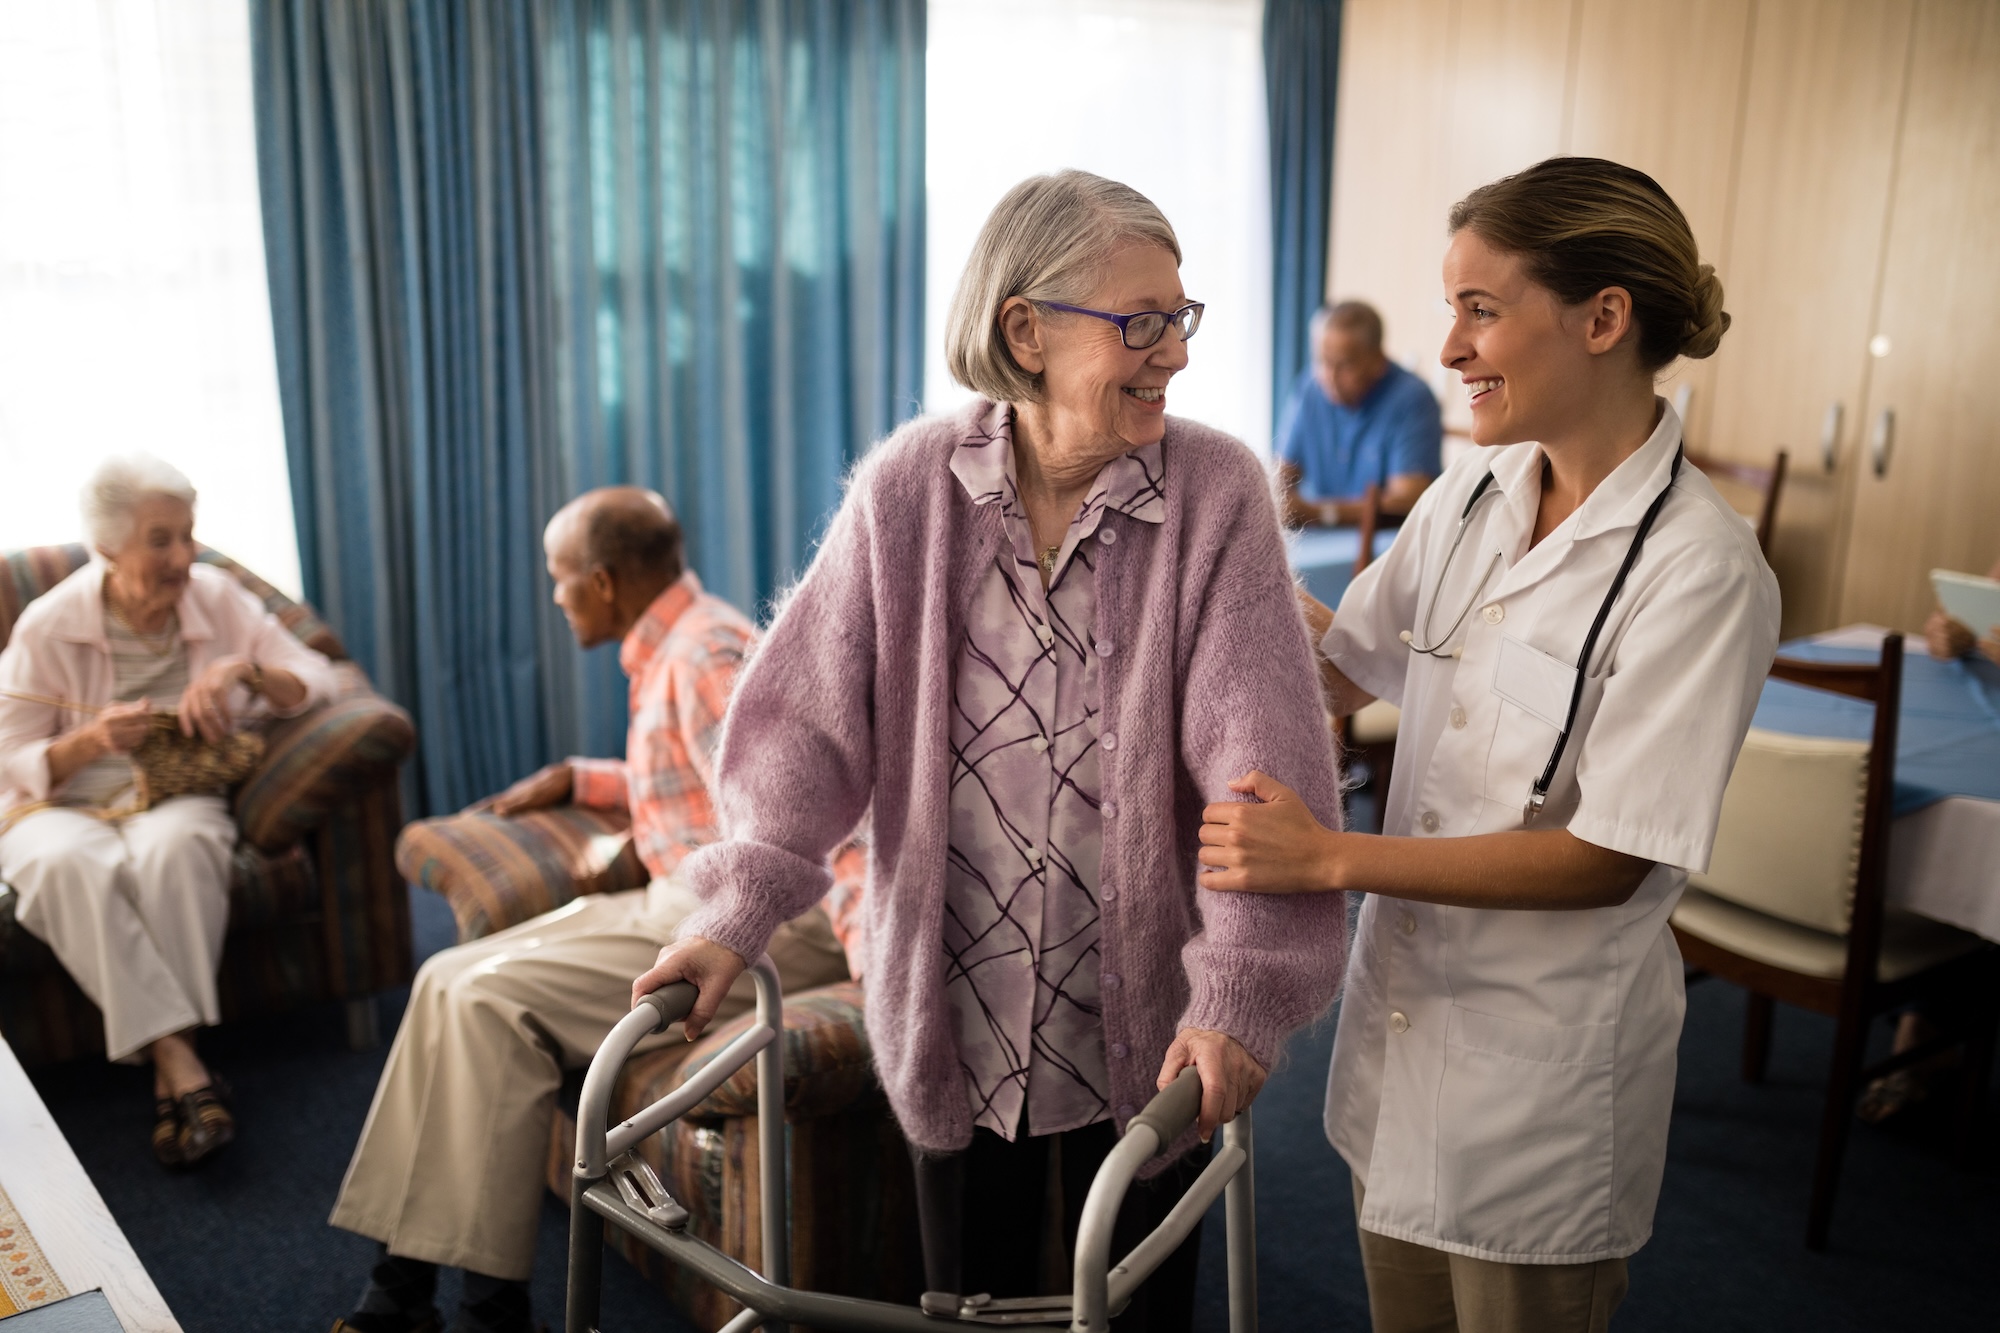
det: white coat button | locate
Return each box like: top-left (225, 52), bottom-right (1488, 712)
top-left (1035, 623), bottom-right (1055, 647)
top-left (1026, 847), bottom-right (1043, 866)
top-left (1389, 1011), bottom-right (1410, 1034)
top-left (1101, 800), bottom-right (1117, 819)
top-left (1419, 810), bottom-right (1441, 833)
top-left (1095, 638), bottom-right (1114, 657)
top-left (1449, 706), bottom-right (1467, 730)
top-left (1101, 732), bottom-right (1118, 752)
top-left (1398, 912), bottom-right (1416, 936)
top-left (1102, 973), bottom-right (1122, 990)
top-left (1098, 528), bottom-right (1118, 545)
top-left (1482, 604), bottom-right (1505, 625)
top-left (1102, 886), bottom-right (1117, 902)
top-left (1109, 1041), bottom-right (1129, 1059)
top-left (1031, 735), bottom-right (1049, 754)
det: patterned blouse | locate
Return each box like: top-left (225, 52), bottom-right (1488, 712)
top-left (944, 408), bottom-right (1166, 1141)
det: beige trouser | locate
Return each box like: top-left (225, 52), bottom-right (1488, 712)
top-left (0, 797), bottom-right (235, 1061)
top-left (1352, 1180), bottom-right (1628, 1333)
top-left (329, 886), bottom-right (850, 1280)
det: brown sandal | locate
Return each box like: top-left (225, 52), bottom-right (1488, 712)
top-left (175, 1080), bottom-right (235, 1164)
top-left (150, 1096), bottom-right (185, 1168)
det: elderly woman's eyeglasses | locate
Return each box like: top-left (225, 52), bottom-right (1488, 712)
top-left (1037, 300), bottom-right (1205, 350)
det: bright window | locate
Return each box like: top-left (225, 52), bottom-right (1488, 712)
top-left (925, 0), bottom-right (1273, 453)
top-left (0, 0), bottom-right (299, 594)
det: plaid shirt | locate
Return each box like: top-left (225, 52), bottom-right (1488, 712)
top-left (571, 572), bottom-right (754, 881)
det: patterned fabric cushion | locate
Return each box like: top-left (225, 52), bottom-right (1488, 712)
top-left (667, 979), bottom-right (875, 1121)
top-left (235, 664), bottom-right (417, 853)
top-left (0, 545), bottom-right (90, 652)
top-left (395, 805), bottom-right (648, 940)
top-left (193, 548), bottom-right (346, 658)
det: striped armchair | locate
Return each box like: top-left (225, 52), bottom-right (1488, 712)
top-left (0, 544), bottom-right (418, 1066)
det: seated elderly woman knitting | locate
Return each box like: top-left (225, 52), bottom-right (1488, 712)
top-left (631, 171), bottom-right (1348, 1328)
top-left (0, 455), bottom-right (335, 1167)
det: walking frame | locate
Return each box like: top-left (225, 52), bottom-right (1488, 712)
top-left (567, 958), bottom-right (1259, 1332)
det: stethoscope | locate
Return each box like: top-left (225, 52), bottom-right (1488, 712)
top-left (1400, 445), bottom-right (1685, 824)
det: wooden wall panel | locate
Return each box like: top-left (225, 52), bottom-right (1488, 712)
top-left (1837, 0), bottom-right (2000, 632)
top-left (1704, 0), bottom-right (1916, 637)
top-left (1326, 0), bottom-right (1458, 383)
top-left (1564, 0), bottom-right (1754, 451)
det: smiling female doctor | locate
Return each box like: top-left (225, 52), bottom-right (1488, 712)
top-left (1196, 157), bottom-right (1781, 1332)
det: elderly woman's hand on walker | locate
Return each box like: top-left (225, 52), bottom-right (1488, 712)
top-left (632, 935), bottom-right (748, 1042)
top-left (1156, 1028), bottom-right (1266, 1144)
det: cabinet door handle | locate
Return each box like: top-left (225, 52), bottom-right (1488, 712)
top-left (1821, 401), bottom-right (1843, 472)
top-left (1869, 408), bottom-right (1895, 478)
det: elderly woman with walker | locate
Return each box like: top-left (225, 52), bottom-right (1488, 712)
top-left (0, 455), bottom-right (335, 1166)
top-left (591, 170), bottom-right (1346, 1330)
top-left (1197, 157), bottom-right (1782, 1333)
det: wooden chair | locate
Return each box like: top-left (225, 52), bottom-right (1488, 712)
top-left (1687, 447), bottom-right (1788, 554)
top-left (1336, 485), bottom-right (1401, 831)
top-left (1670, 633), bottom-right (1999, 1249)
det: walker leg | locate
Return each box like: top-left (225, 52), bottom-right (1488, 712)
top-left (567, 1172), bottom-right (605, 1333)
top-left (908, 1144), bottom-right (966, 1299)
top-left (1223, 1113), bottom-right (1257, 1333)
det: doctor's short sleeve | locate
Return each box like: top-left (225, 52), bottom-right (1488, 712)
top-left (1319, 465), bottom-right (1455, 707)
top-left (1568, 555), bottom-right (1780, 873)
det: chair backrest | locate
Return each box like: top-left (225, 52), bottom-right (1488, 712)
top-left (1688, 635), bottom-right (1902, 942)
top-left (1353, 483), bottom-right (1382, 575)
top-left (1687, 448), bottom-right (1788, 554)
top-left (0, 544), bottom-right (346, 660)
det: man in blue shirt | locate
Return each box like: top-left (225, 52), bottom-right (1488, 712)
top-left (1276, 301), bottom-right (1442, 527)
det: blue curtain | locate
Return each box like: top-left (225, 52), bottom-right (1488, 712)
top-left (252, 0), bottom-right (925, 814)
top-left (1264, 0), bottom-right (1341, 423)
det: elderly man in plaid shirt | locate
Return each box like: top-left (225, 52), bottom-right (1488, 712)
top-left (329, 489), bottom-right (856, 1333)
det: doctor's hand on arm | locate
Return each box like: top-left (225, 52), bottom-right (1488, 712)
top-left (1198, 770), bottom-right (1653, 910)
top-left (631, 936), bottom-right (748, 1042)
top-left (1155, 1027), bottom-right (1266, 1145)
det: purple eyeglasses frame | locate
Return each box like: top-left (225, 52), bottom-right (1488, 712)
top-left (1035, 299), bottom-right (1206, 350)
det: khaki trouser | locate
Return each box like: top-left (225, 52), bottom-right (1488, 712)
top-left (1352, 1179), bottom-right (1628, 1333)
top-left (329, 886), bottom-right (849, 1280)
top-left (0, 797), bottom-right (235, 1061)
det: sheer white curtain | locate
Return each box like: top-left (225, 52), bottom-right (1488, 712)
top-left (0, 0), bottom-right (298, 593)
top-left (925, 0), bottom-right (1273, 453)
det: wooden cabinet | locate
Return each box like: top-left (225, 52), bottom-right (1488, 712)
top-left (1327, 0), bottom-right (1997, 640)
top-left (1837, 0), bottom-right (2000, 632)
top-left (1706, 0), bottom-right (1916, 637)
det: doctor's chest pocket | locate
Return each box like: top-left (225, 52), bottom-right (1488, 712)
top-left (1434, 1005), bottom-right (1616, 1257)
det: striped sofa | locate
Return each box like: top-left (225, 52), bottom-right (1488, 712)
top-left (0, 544), bottom-right (418, 1066)
top-left (399, 813), bottom-right (922, 1330)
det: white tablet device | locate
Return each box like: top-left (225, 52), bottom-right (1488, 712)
top-left (1931, 569), bottom-right (2000, 632)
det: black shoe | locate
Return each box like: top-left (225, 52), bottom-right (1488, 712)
top-left (452, 1273), bottom-right (533, 1333)
top-left (337, 1247), bottom-right (443, 1333)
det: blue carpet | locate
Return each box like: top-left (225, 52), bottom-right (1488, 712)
top-left (29, 874), bottom-right (1999, 1332)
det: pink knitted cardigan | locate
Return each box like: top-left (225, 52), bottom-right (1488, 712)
top-left (678, 398), bottom-right (1348, 1155)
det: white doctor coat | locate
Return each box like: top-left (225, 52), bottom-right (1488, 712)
top-left (1320, 402), bottom-right (1780, 1264)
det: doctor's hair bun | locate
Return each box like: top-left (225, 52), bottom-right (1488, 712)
top-left (1449, 157), bottom-right (1730, 371)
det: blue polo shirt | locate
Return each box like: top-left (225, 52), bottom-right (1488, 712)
top-left (1274, 360), bottom-right (1442, 501)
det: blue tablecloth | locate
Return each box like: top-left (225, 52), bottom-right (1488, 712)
top-left (1287, 526), bottom-right (1365, 609)
top-left (1751, 639), bottom-right (2000, 816)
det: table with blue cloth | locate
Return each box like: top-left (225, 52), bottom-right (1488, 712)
top-left (1288, 526), bottom-right (1368, 610)
top-left (1751, 627), bottom-right (2000, 942)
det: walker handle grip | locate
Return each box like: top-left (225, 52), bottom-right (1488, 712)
top-left (635, 982), bottom-right (699, 1034)
top-left (1127, 1066), bottom-right (1203, 1147)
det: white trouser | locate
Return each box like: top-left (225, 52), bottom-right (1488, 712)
top-left (0, 797), bottom-right (236, 1061)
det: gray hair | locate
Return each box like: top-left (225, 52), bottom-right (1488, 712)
top-left (1311, 300), bottom-right (1385, 352)
top-left (945, 170), bottom-right (1182, 403)
top-left (83, 454), bottom-right (197, 553)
